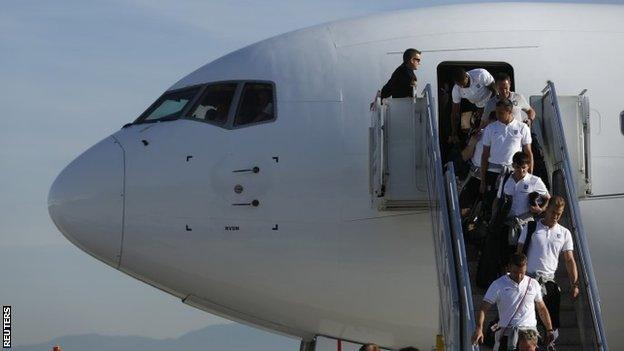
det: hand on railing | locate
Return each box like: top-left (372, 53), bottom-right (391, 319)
top-left (571, 283), bottom-right (580, 299)
top-left (370, 91), bottom-right (381, 111)
top-left (471, 328), bottom-right (484, 345)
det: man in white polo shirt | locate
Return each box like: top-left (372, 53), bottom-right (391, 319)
top-left (499, 151), bottom-right (550, 268)
top-left (482, 73), bottom-right (536, 125)
top-left (503, 151), bottom-right (550, 219)
top-left (517, 196), bottom-right (579, 343)
top-left (449, 67), bottom-right (498, 143)
top-left (473, 253), bottom-right (554, 351)
top-left (480, 98), bottom-right (533, 195)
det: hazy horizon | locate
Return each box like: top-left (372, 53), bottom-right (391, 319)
top-left (2, 0), bottom-right (623, 347)
top-left (12, 323), bottom-right (300, 351)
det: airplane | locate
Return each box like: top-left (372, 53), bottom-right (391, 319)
top-left (47, 3), bottom-right (624, 350)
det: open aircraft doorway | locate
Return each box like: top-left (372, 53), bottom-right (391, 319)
top-left (436, 61), bottom-right (514, 170)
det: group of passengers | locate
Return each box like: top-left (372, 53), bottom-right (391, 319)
top-left (376, 49), bottom-right (580, 351)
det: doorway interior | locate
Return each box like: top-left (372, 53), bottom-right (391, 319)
top-left (436, 61), bottom-right (515, 171)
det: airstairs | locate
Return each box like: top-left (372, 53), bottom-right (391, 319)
top-left (369, 83), bottom-right (608, 350)
top-left (370, 85), bottom-right (478, 350)
top-left (527, 81), bottom-right (607, 350)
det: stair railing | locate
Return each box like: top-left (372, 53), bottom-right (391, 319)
top-left (542, 81), bottom-right (608, 351)
top-left (444, 162), bottom-right (479, 351)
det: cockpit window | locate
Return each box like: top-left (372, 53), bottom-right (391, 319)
top-left (139, 88), bottom-right (199, 122)
top-left (130, 81), bottom-right (276, 129)
top-left (187, 83), bottom-right (237, 124)
top-left (234, 83), bottom-right (275, 126)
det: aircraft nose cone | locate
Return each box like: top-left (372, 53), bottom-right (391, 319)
top-left (48, 137), bottom-right (125, 268)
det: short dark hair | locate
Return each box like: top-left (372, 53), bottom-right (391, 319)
top-left (512, 151), bottom-right (530, 166)
top-left (403, 48), bottom-right (421, 62)
top-left (510, 253), bottom-right (528, 267)
top-left (496, 98), bottom-right (513, 111)
top-left (453, 68), bottom-right (467, 82)
top-left (495, 72), bottom-right (511, 82)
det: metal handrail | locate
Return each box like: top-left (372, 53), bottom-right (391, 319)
top-left (422, 84), bottom-right (462, 350)
top-left (543, 81), bottom-right (608, 350)
top-left (445, 162), bottom-right (479, 351)
top-left (369, 98), bottom-right (384, 199)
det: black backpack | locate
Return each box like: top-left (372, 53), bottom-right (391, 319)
top-left (522, 220), bottom-right (539, 256)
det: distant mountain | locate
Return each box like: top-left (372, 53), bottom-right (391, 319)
top-left (14, 323), bottom-right (299, 351)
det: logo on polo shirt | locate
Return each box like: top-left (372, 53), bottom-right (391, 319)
top-left (513, 130), bottom-right (519, 135)
top-left (513, 100), bottom-right (518, 106)
top-left (557, 233), bottom-right (561, 239)
top-left (477, 84), bottom-right (482, 88)
top-left (524, 184), bottom-right (529, 190)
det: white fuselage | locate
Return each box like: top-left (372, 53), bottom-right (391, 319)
top-left (48, 3), bottom-right (624, 350)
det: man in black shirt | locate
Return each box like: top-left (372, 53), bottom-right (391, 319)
top-left (381, 48), bottom-right (421, 98)
top-left (370, 49), bottom-right (422, 110)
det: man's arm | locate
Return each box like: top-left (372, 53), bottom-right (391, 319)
top-left (380, 78), bottom-right (394, 99)
top-left (480, 146), bottom-right (490, 193)
top-left (472, 301), bottom-right (493, 345)
top-left (564, 250), bottom-right (580, 299)
top-left (536, 300), bottom-right (555, 344)
top-left (523, 144), bottom-right (533, 174)
top-left (480, 99), bottom-right (495, 129)
top-left (461, 135), bottom-right (479, 161)
top-left (380, 68), bottom-right (401, 99)
top-left (369, 90), bottom-right (381, 111)
top-left (517, 94), bottom-right (535, 124)
top-left (523, 107), bottom-right (536, 124)
top-left (530, 194), bottom-right (550, 214)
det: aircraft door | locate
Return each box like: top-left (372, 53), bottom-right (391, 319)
top-left (530, 89), bottom-right (591, 196)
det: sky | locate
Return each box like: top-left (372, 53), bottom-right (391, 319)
top-left (1, 0), bottom-right (623, 347)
